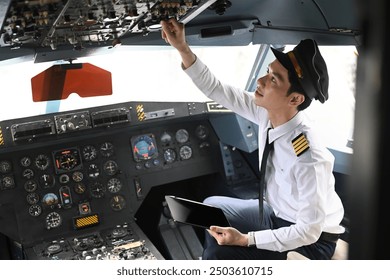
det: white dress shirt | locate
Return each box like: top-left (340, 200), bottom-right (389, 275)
top-left (184, 57), bottom-right (345, 252)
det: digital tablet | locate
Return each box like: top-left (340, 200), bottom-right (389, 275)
top-left (165, 195), bottom-right (231, 229)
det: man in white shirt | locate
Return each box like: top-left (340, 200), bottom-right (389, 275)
top-left (161, 18), bottom-right (345, 260)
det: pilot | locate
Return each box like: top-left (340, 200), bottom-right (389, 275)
top-left (161, 18), bottom-right (345, 260)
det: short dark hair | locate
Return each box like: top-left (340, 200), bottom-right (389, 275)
top-left (286, 70), bottom-right (312, 111)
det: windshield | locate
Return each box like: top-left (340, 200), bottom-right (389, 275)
top-left (0, 43), bottom-right (356, 153)
top-left (0, 45), bottom-right (260, 119)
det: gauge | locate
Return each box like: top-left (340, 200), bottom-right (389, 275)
top-left (53, 148), bottom-right (82, 173)
top-left (59, 186), bottom-right (72, 208)
top-left (110, 195), bottom-right (126, 211)
top-left (26, 193), bottom-right (39, 204)
top-left (42, 192), bottom-right (59, 207)
top-left (82, 145), bottom-right (98, 161)
top-left (0, 160), bottom-right (12, 174)
top-left (45, 212), bottom-right (62, 229)
top-left (72, 171), bottom-right (84, 182)
top-left (87, 163), bottom-right (100, 178)
top-left (131, 134), bottom-right (158, 162)
top-left (58, 153), bottom-right (78, 170)
top-left (22, 168), bottom-right (34, 179)
top-left (73, 182), bottom-right (86, 194)
top-left (90, 182), bottom-right (105, 198)
top-left (100, 142), bottom-right (114, 157)
top-left (160, 132), bottom-right (172, 144)
top-left (24, 179), bottom-right (38, 192)
top-left (35, 154), bottom-right (50, 170)
top-left (163, 148), bottom-right (176, 164)
top-left (28, 204), bottom-right (42, 217)
top-left (179, 145), bottom-right (193, 160)
top-left (103, 160), bottom-right (118, 176)
top-left (20, 156), bottom-right (31, 167)
top-left (111, 227), bottom-right (128, 238)
top-left (107, 178), bottom-right (122, 193)
top-left (59, 174), bottom-right (70, 184)
top-left (46, 243), bottom-right (62, 254)
top-left (78, 202), bottom-right (91, 215)
top-left (1, 176), bottom-right (15, 189)
top-left (39, 174), bottom-right (55, 188)
top-left (175, 129), bottom-right (189, 144)
top-left (195, 125), bottom-right (209, 140)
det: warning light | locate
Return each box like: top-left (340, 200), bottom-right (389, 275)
top-left (73, 214), bottom-right (99, 229)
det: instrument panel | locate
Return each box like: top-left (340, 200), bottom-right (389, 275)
top-left (0, 101), bottom-right (223, 259)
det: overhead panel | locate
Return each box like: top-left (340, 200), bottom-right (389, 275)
top-left (0, 0), bottom-right (217, 62)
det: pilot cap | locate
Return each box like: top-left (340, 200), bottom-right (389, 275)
top-left (271, 39), bottom-right (329, 103)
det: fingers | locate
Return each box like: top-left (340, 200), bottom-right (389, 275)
top-left (210, 226), bottom-right (224, 233)
top-left (160, 18), bottom-right (182, 34)
top-left (161, 28), bottom-right (169, 44)
top-left (168, 17), bottom-right (182, 29)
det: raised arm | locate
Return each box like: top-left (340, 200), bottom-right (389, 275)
top-left (161, 18), bottom-right (196, 69)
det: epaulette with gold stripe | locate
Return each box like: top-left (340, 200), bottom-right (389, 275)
top-left (292, 133), bottom-right (310, 157)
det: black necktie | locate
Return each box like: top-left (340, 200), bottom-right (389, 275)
top-left (259, 128), bottom-right (274, 225)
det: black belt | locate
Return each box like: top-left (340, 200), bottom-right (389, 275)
top-left (319, 232), bottom-right (340, 243)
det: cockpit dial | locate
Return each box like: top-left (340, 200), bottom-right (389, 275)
top-left (131, 134), bottom-right (158, 162)
top-left (100, 142), bottom-right (114, 157)
top-left (34, 154), bottom-right (50, 170)
top-left (107, 178), bottom-right (122, 193)
top-left (103, 160), bottom-right (119, 176)
top-left (175, 129), bottom-right (189, 144)
top-left (179, 145), bottom-right (193, 160)
top-left (0, 160), bottom-right (12, 174)
top-left (73, 182), bottom-right (86, 195)
top-left (53, 148), bottom-right (82, 174)
top-left (110, 195), bottom-right (126, 211)
top-left (29, 204), bottom-right (42, 217)
top-left (20, 156), bottom-right (32, 168)
top-left (195, 125), bottom-right (209, 140)
top-left (24, 179), bottom-right (38, 192)
top-left (160, 132), bottom-right (172, 144)
top-left (163, 148), bottom-right (177, 164)
top-left (82, 145), bottom-right (98, 161)
top-left (90, 182), bottom-right (106, 198)
top-left (42, 192), bottom-right (59, 207)
top-left (45, 212), bottom-right (62, 229)
top-left (26, 193), bottom-right (39, 204)
top-left (22, 168), bottom-right (34, 180)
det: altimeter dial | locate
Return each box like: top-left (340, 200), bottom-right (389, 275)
top-left (45, 212), bottom-right (62, 229)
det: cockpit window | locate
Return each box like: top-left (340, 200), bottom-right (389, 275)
top-left (297, 45), bottom-right (357, 154)
top-left (0, 44), bottom-right (260, 120)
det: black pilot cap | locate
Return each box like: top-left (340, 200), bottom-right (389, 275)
top-left (271, 39), bottom-right (329, 103)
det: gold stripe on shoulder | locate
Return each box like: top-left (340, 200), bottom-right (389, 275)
top-left (292, 133), bottom-right (309, 157)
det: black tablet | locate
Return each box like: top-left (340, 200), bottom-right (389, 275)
top-left (165, 195), bottom-right (231, 229)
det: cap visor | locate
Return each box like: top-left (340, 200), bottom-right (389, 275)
top-left (270, 47), bottom-right (293, 72)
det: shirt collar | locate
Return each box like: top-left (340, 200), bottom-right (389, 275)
top-left (267, 112), bottom-right (304, 143)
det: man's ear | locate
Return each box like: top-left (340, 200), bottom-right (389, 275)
top-left (289, 93), bottom-right (305, 106)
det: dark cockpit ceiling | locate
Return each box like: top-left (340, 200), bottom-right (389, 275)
top-left (0, 0), bottom-right (361, 64)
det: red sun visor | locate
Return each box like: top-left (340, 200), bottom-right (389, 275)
top-left (31, 63), bottom-right (112, 102)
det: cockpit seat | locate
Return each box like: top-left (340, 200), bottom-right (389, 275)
top-left (286, 238), bottom-right (349, 260)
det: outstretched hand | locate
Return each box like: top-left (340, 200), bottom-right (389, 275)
top-left (160, 18), bottom-right (196, 69)
top-left (160, 18), bottom-right (186, 50)
top-left (208, 226), bottom-right (249, 247)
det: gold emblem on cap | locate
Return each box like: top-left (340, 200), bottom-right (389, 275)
top-left (292, 133), bottom-right (309, 157)
top-left (288, 52), bottom-right (303, 79)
